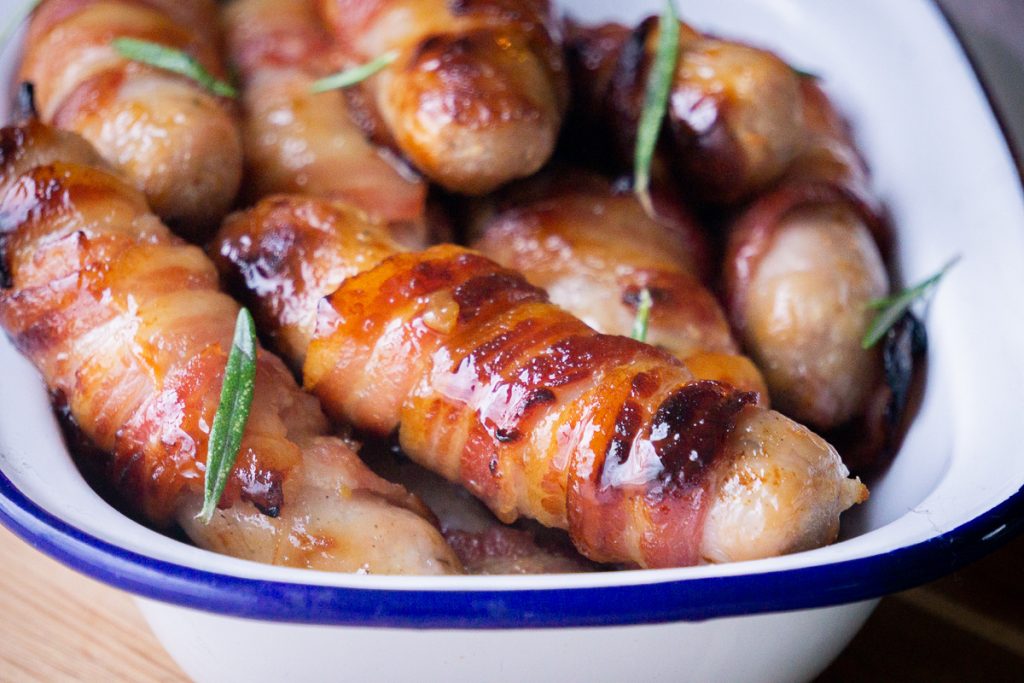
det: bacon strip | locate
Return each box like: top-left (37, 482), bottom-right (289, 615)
top-left (224, 0), bottom-right (429, 245)
top-left (467, 172), bottom-right (769, 400)
top-left (0, 116), bottom-right (459, 575)
top-left (315, 0), bottom-right (568, 194)
top-left (214, 195), bottom-right (867, 568)
top-left (19, 0), bottom-right (242, 238)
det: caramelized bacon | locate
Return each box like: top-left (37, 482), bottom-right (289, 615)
top-left (19, 0), bottom-right (242, 238)
top-left (316, 0), bottom-right (568, 194)
top-left (469, 174), bottom-right (769, 399)
top-left (224, 0), bottom-right (429, 244)
top-left (214, 195), bottom-right (867, 568)
top-left (0, 118), bottom-right (459, 574)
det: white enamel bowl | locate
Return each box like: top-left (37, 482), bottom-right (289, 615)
top-left (2, 1), bottom-right (1023, 681)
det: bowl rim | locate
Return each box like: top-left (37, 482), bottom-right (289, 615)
top-left (2, 0), bottom-right (1024, 629)
top-left (1, 465), bottom-right (1022, 628)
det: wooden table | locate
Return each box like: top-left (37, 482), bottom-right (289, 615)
top-left (1, 524), bottom-right (1023, 682)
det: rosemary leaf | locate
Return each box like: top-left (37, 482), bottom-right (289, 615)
top-left (791, 65), bottom-right (820, 80)
top-left (634, 0), bottom-right (681, 216)
top-left (861, 256), bottom-right (960, 350)
top-left (113, 37), bottom-right (238, 98)
top-left (197, 308), bottom-right (258, 523)
top-left (310, 50), bottom-right (400, 93)
top-left (631, 288), bottom-right (655, 343)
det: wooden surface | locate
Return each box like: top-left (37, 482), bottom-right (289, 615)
top-left (1, 523), bottom-right (1023, 682)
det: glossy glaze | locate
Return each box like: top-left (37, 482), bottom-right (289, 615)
top-left (214, 196), bottom-right (867, 568)
top-left (317, 0), bottom-right (568, 194)
top-left (18, 0), bottom-right (242, 238)
top-left (0, 117), bottom-right (459, 574)
top-left (469, 174), bottom-right (769, 398)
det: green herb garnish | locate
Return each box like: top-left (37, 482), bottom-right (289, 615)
top-left (791, 65), bottom-right (820, 80)
top-left (1, 0), bottom-right (40, 51)
top-left (861, 256), bottom-right (960, 349)
top-left (112, 37), bottom-right (238, 98)
top-left (633, 0), bottom-right (681, 216)
top-left (631, 288), bottom-right (654, 343)
top-left (197, 308), bottom-right (258, 523)
top-left (310, 50), bottom-right (400, 93)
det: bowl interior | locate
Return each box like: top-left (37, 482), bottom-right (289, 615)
top-left (0, 0), bottom-right (1023, 595)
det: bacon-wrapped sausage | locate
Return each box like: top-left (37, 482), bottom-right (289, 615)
top-left (224, 0), bottom-right (429, 247)
top-left (0, 111), bottom-right (459, 575)
top-left (724, 79), bottom-right (892, 450)
top-left (316, 0), bottom-right (568, 194)
top-left (468, 174), bottom-right (768, 399)
top-left (214, 195), bottom-right (867, 568)
top-left (568, 19), bottom-right (804, 204)
top-left (18, 0), bottom-right (242, 238)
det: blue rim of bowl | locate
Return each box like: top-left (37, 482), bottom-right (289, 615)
top-left (2, 0), bottom-right (1024, 629)
top-left (1, 464), bottom-right (1023, 628)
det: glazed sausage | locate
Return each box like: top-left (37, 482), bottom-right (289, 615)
top-left (213, 195), bottom-right (867, 568)
top-left (569, 19), bottom-right (804, 204)
top-left (0, 114), bottom-right (459, 575)
top-left (723, 79), bottom-right (890, 436)
top-left (18, 0), bottom-right (242, 239)
top-left (224, 0), bottom-right (429, 247)
top-left (316, 0), bottom-right (568, 194)
top-left (468, 173), bottom-right (769, 399)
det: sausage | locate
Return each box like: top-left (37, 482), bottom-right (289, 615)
top-left (316, 0), bottom-right (568, 194)
top-left (224, 0), bottom-right (430, 247)
top-left (568, 19), bottom-right (804, 204)
top-left (0, 112), bottom-right (460, 575)
top-left (723, 79), bottom-right (891, 438)
top-left (18, 0), bottom-right (243, 239)
top-left (213, 195), bottom-right (867, 568)
top-left (467, 173), bottom-right (769, 399)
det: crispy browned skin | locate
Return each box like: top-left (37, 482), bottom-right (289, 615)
top-left (0, 119), bottom-right (459, 574)
top-left (224, 0), bottom-right (429, 246)
top-left (18, 0), bottom-right (242, 238)
top-left (724, 80), bottom-right (891, 440)
top-left (214, 196), bottom-right (867, 568)
top-left (468, 174), bottom-right (769, 400)
top-left (316, 0), bottom-right (568, 194)
top-left (569, 19), bottom-right (804, 205)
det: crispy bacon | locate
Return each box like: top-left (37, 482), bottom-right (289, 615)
top-left (0, 117), bottom-right (460, 574)
top-left (19, 0), bottom-right (242, 238)
top-left (224, 0), bottom-right (429, 245)
top-left (315, 0), bottom-right (568, 194)
top-left (467, 173), bottom-right (769, 399)
top-left (214, 195), bottom-right (868, 568)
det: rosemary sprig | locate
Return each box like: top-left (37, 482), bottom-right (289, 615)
top-left (112, 37), bottom-right (238, 98)
top-left (861, 256), bottom-right (960, 350)
top-left (197, 308), bottom-right (258, 523)
top-left (310, 50), bottom-right (400, 93)
top-left (791, 65), bottom-right (820, 80)
top-left (631, 288), bottom-right (654, 343)
top-left (633, 0), bottom-right (681, 217)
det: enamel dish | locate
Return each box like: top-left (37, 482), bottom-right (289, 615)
top-left (1, 0), bottom-right (1023, 681)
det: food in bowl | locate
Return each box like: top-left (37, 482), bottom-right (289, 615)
top-left (1, 0), bottom-right (941, 575)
